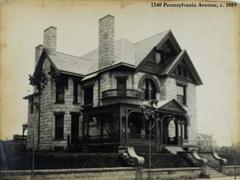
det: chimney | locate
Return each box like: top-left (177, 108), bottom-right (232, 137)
top-left (35, 44), bottom-right (44, 66)
top-left (98, 15), bottom-right (114, 69)
top-left (43, 26), bottom-right (57, 54)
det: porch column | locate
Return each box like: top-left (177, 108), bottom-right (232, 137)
top-left (177, 121), bottom-right (181, 146)
top-left (160, 118), bottom-right (163, 146)
top-left (156, 121), bottom-right (160, 145)
top-left (125, 110), bottom-right (128, 144)
top-left (180, 122), bottom-right (183, 146)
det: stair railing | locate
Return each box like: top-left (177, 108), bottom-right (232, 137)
top-left (212, 152), bottom-right (228, 172)
top-left (192, 150), bottom-right (208, 176)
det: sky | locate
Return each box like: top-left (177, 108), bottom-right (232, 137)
top-left (0, 0), bottom-right (239, 146)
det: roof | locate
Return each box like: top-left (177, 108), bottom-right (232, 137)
top-left (48, 52), bottom-right (92, 76)
top-left (46, 30), bottom-right (171, 76)
top-left (38, 30), bottom-right (202, 85)
top-left (161, 50), bottom-right (203, 85)
top-left (81, 31), bottom-right (170, 71)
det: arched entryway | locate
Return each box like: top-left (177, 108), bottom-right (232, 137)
top-left (162, 117), bottom-right (177, 145)
top-left (161, 116), bottom-right (188, 145)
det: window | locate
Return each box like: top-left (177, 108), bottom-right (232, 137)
top-left (155, 52), bottom-right (161, 64)
top-left (84, 86), bottom-right (93, 105)
top-left (55, 113), bottom-right (64, 140)
top-left (175, 61), bottom-right (193, 80)
top-left (144, 79), bottom-right (156, 100)
top-left (177, 84), bottom-right (186, 105)
top-left (116, 77), bottom-right (127, 96)
top-left (73, 80), bottom-right (79, 104)
top-left (55, 79), bottom-right (66, 103)
top-left (183, 123), bottom-right (188, 140)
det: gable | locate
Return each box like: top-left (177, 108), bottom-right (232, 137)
top-left (161, 50), bottom-right (203, 85)
top-left (171, 58), bottom-right (195, 83)
top-left (136, 31), bottom-right (182, 75)
top-left (158, 99), bottom-right (187, 114)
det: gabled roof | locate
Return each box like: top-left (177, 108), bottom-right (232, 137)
top-left (34, 30), bottom-right (202, 85)
top-left (48, 51), bottom-right (92, 76)
top-left (157, 99), bottom-right (187, 114)
top-left (81, 31), bottom-right (170, 71)
top-left (161, 50), bottom-right (203, 85)
top-left (81, 38), bottom-right (136, 73)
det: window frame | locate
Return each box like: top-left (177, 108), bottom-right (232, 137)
top-left (176, 83), bottom-right (187, 105)
top-left (73, 80), bottom-right (79, 104)
top-left (54, 112), bottom-right (64, 140)
top-left (116, 76), bottom-right (127, 96)
top-left (83, 85), bottom-right (94, 106)
top-left (144, 79), bottom-right (157, 100)
top-left (55, 78), bottom-right (66, 104)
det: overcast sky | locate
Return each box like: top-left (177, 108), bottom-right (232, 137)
top-left (0, 1), bottom-right (239, 146)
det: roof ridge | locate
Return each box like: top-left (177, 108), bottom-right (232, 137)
top-left (134, 30), bottom-right (171, 44)
top-left (56, 51), bottom-right (91, 61)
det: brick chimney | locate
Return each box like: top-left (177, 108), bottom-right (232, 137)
top-left (35, 44), bottom-right (44, 66)
top-left (98, 15), bottom-right (114, 69)
top-left (43, 26), bottom-right (57, 55)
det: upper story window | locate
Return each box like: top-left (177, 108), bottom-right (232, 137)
top-left (144, 79), bottom-right (156, 100)
top-left (174, 60), bottom-right (194, 82)
top-left (54, 113), bottom-right (64, 140)
top-left (73, 80), bottom-right (79, 104)
top-left (177, 84), bottom-right (186, 105)
top-left (84, 86), bottom-right (93, 106)
top-left (155, 52), bottom-right (162, 64)
top-left (116, 77), bottom-right (127, 96)
top-left (55, 78), bottom-right (67, 104)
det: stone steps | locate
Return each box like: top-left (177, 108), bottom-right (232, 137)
top-left (206, 166), bottom-right (225, 178)
top-left (165, 146), bottom-right (183, 154)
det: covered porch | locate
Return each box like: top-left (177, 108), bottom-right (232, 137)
top-left (73, 100), bottom-right (189, 153)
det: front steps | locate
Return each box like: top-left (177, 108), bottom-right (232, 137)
top-left (206, 166), bottom-right (225, 178)
top-left (165, 146), bottom-right (183, 154)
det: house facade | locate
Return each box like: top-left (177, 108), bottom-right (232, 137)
top-left (24, 15), bottom-right (202, 152)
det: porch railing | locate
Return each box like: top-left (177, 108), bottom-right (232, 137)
top-left (72, 135), bottom-right (118, 144)
top-left (102, 89), bottom-right (143, 99)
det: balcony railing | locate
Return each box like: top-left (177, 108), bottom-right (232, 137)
top-left (102, 89), bottom-right (143, 99)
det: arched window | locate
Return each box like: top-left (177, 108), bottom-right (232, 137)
top-left (168, 119), bottom-right (176, 139)
top-left (144, 79), bottom-right (156, 100)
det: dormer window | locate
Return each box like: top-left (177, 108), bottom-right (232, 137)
top-left (144, 79), bottom-right (156, 100)
top-left (155, 52), bottom-right (161, 64)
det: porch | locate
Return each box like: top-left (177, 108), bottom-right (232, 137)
top-left (71, 100), bottom-right (189, 153)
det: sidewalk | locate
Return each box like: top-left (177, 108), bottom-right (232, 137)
top-left (198, 176), bottom-right (240, 180)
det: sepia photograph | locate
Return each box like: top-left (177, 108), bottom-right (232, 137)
top-left (0, 0), bottom-right (239, 179)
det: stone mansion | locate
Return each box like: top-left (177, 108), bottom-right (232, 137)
top-left (24, 15), bottom-right (202, 152)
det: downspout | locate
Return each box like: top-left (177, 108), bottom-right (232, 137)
top-left (37, 92), bottom-right (41, 150)
top-left (98, 75), bottom-right (101, 106)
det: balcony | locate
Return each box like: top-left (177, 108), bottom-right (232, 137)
top-left (102, 89), bottom-right (143, 100)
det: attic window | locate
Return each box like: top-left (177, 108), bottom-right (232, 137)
top-left (155, 52), bottom-right (162, 64)
top-left (174, 60), bottom-right (193, 81)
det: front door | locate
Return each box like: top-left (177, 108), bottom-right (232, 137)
top-left (71, 113), bottom-right (80, 143)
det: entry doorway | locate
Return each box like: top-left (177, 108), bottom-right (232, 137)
top-left (71, 113), bottom-right (80, 144)
top-left (163, 117), bottom-right (178, 145)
